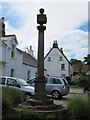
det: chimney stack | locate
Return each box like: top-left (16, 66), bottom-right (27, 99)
top-left (53, 40), bottom-right (58, 48)
top-left (0, 17), bottom-right (5, 37)
top-left (30, 45), bottom-right (32, 50)
top-left (28, 45), bottom-right (34, 57)
top-left (60, 48), bottom-right (63, 52)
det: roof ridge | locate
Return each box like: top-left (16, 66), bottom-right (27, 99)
top-left (44, 46), bottom-right (71, 65)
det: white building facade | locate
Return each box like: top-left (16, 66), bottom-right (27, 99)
top-left (0, 36), bottom-right (37, 81)
top-left (44, 41), bottom-right (73, 78)
top-left (0, 18), bottom-right (37, 81)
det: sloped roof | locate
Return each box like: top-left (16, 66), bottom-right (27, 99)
top-left (44, 47), bottom-right (71, 65)
top-left (73, 64), bottom-right (90, 73)
top-left (4, 34), bottom-right (18, 44)
top-left (17, 48), bottom-right (37, 68)
top-left (73, 64), bottom-right (78, 73)
top-left (0, 40), bottom-right (7, 47)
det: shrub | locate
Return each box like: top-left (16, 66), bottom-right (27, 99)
top-left (2, 92), bottom-right (11, 113)
top-left (2, 87), bottom-right (24, 114)
top-left (18, 109), bottom-right (40, 119)
top-left (76, 73), bottom-right (88, 87)
top-left (65, 76), bottom-right (71, 84)
top-left (46, 114), bottom-right (55, 120)
top-left (67, 95), bottom-right (90, 120)
top-left (2, 108), bottom-right (49, 120)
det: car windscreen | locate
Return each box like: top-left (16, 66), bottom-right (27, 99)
top-left (27, 78), bottom-right (35, 84)
top-left (17, 79), bottom-right (28, 86)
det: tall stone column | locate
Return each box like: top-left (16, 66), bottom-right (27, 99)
top-left (19, 9), bottom-right (63, 113)
top-left (34, 8), bottom-right (47, 100)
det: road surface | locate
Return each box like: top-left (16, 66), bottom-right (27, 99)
top-left (54, 88), bottom-right (84, 107)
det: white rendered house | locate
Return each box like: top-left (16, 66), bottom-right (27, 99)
top-left (0, 17), bottom-right (47, 80)
top-left (0, 18), bottom-right (37, 80)
top-left (44, 41), bottom-right (73, 78)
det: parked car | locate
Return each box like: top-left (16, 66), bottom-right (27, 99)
top-left (0, 76), bottom-right (35, 100)
top-left (27, 76), bottom-right (70, 99)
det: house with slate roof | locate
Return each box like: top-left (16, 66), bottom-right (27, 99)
top-left (44, 41), bottom-right (73, 78)
top-left (16, 48), bottom-right (37, 80)
top-left (0, 17), bottom-right (38, 80)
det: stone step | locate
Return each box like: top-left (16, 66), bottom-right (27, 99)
top-left (19, 104), bottom-right (63, 111)
top-left (24, 99), bottom-right (54, 106)
top-left (28, 104), bottom-right (63, 111)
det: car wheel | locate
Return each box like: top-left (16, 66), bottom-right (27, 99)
top-left (25, 93), bottom-right (32, 100)
top-left (52, 90), bottom-right (61, 99)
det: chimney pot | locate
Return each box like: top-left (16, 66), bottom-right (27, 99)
top-left (30, 46), bottom-right (32, 50)
top-left (53, 40), bottom-right (58, 48)
top-left (0, 17), bottom-right (5, 37)
top-left (60, 48), bottom-right (63, 52)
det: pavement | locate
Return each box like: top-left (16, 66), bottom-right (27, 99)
top-left (70, 88), bottom-right (83, 94)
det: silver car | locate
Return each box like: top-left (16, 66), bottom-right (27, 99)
top-left (0, 76), bottom-right (35, 99)
top-left (27, 76), bottom-right (70, 99)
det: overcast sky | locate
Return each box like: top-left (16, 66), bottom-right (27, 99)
top-left (0, 0), bottom-right (89, 60)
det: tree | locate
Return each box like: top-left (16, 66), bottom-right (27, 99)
top-left (78, 63), bottom-right (83, 73)
top-left (84, 54), bottom-right (90, 65)
top-left (70, 59), bottom-right (83, 73)
top-left (70, 59), bottom-right (82, 65)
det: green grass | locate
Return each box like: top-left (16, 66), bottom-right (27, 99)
top-left (67, 95), bottom-right (90, 120)
top-left (70, 85), bottom-right (83, 88)
top-left (2, 87), bottom-right (24, 114)
top-left (2, 108), bottom-right (56, 120)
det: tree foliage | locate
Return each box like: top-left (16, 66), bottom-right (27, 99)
top-left (70, 59), bottom-right (83, 73)
top-left (68, 95), bottom-right (90, 120)
top-left (70, 59), bottom-right (82, 65)
top-left (84, 54), bottom-right (90, 65)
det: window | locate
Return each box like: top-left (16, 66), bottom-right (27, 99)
top-left (62, 78), bottom-right (68, 84)
top-left (46, 77), bottom-right (53, 84)
top-left (61, 64), bottom-right (65, 71)
top-left (7, 78), bottom-right (19, 87)
top-left (17, 78), bottom-right (28, 86)
top-left (48, 57), bottom-right (51, 61)
top-left (27, 70), bottom-right (30, 80)
top-left (0, 77), bottom-right (5, 84)
top-left (59, 57), bottom-right (63, 61)
top-left (11, 69), bottom-right (14, 77)
top-left (11, 44), bottom-right (15, 57)
top-left (52, 78), bottom-right (62, 84)
top-left (28, 78), bottom-right (35, 84)
top-left (61, 74), bottom-right (65, 77)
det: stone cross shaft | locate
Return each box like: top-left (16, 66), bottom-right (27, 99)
top-left (34, 8), bottom-right (47, 100)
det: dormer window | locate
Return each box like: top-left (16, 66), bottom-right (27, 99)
top-left (59, 57), bottom-right (63, 61)
top-left (11, 44), bottom-right (15, 58)
top-left (48, 57), bottom-right (51, 61)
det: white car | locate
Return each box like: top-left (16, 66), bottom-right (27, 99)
top-left (0, 76), bottom-right (35, 99)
